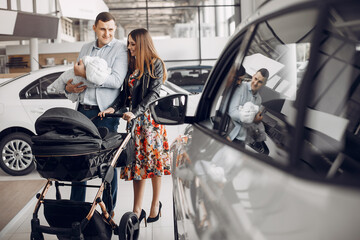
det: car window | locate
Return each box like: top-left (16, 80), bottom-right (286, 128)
top-left (20, 72), bottom-right (66, 99)
top-left (212, 8), bottom-right (318, 166)
top-left (24, 83), bottom-right (41, 99)
top-left (301, 2), bottom-right (360, 181)
top-left (40, 72), bottom-right (67, 99)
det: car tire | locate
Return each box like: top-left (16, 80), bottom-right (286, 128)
top-left (0, 132), bottom-right (35, 176)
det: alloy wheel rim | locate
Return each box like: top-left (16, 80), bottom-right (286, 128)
top-left (2, 139), bottom-right (33, 171)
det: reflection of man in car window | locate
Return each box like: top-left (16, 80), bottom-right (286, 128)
top-left (228, 68), bottom-right (269, 147)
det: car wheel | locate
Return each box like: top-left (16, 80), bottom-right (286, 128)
top-left (0, 132), bottom-right (35, 176)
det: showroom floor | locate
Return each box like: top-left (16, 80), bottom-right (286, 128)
top-left (0, 169), bottom-right (174, 240)
top-left (0, 124), bottom-right (185, 240)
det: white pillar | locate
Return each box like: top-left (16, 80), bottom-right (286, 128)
top-left (55, 16), bottom-right (62, 43)
top-left (55, 0), bottom-right (62, 43)
top-left (30, 38), bottom-right (39, 71)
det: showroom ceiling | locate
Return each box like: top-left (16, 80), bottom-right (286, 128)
top-left (104, 0), bottom-right (208, 36)
top-left (0, 0), bottom-right (238, 41)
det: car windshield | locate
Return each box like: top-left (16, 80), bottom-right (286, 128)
top-left (167, 66), bottom-right (212, 94)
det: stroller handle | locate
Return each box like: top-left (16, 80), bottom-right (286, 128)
top-left (102, 113), bottom-right (123, 118)
top-left (101, 113), bottom-right (135, 135)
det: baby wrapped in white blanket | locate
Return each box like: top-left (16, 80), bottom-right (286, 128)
top-left (238, 101), bottom-right (266, 143)
top-left (47, 56), bottom-right (111, 102)
top-left (238, 101), bottom-right (259, 123)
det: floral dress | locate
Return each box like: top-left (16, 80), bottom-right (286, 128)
top-left (120, 72), bottom-right (171, 181)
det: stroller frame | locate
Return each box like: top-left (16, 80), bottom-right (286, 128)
top-left (30, 115), bottom-right (139, 240)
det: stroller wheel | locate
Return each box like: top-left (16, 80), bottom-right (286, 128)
top-left (30, 231), bottom-right (44, 240)
top-left (119, 212), bottom-right (140, 240)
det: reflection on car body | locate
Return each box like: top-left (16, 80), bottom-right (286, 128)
top-left (150, 0), bottom-right (360, 239)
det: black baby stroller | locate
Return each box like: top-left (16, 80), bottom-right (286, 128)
top-left (30, 107), bottom-right (139, 240)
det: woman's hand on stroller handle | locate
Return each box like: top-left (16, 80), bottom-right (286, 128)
top-left (121, 112), bottom-right (136, 136)
top-left (123, 112), bottom-right (135, 122)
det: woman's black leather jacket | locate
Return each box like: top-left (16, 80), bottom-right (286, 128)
top-left (111, 59), bottom-right (164, 117)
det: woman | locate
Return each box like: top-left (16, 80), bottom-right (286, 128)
top-left (98, 28), bottom-right (171, 226)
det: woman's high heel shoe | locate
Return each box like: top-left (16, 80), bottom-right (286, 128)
top-left (138, 209), bottom-right (147, 227)
top-left (147, 201), bottom-right (162, 223)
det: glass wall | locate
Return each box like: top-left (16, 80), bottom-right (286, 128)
top-left (108, 0), bottom-right (240, 68)
top-left (0, 0), bottom-right (57, 15)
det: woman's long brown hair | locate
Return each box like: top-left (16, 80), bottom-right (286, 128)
top-left (127, 28), bottom-right (167, 82)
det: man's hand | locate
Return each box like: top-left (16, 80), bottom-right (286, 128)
top-left (65, 79), bottom-right (87, 93)
top-left (253, 111), bottom-right (263, 124)
top-left (74, 59), bottom-right (86, 78)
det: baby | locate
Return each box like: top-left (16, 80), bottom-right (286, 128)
top-left (238, 101), bottom-right (267, 144)
top-left (47, 56), bottom-right (111, 102)
top-left (238, 101), bottom-right (259, 123)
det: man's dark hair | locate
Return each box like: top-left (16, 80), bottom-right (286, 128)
top-left (95, 12), bottom-right (115, 26)
top-left (257, 68), bottom-right (269, 82)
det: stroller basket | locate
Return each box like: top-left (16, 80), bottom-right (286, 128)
top-left (42, 199), bottom-right (112, 240)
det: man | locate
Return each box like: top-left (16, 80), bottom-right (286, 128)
top-left (65, 12), bottom-right (128, 215)
top-left (228, 68), bottom-right (269, 147)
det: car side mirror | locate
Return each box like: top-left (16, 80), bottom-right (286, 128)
top-left (149, 94), bottom-right (187, 125)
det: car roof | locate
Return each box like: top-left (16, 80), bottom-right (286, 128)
top-left (0, 65), bottom-right (71, 88)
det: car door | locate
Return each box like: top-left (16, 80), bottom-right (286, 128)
top-left (171, 1), bottom-right (360, 240)
top-left (20, 72), bottom-right (76, 124)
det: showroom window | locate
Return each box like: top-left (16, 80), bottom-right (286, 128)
top-left (0, 0), bottom-right (57, 14)
top-left (107, 0), bottom-right (240, 68)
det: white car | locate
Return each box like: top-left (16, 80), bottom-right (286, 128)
top-left (0, 65), bottom-right (75, 175)
top-left (0, 65), bottom-right (198, 176)
top-left (149, 0), bottom-right (360, 239)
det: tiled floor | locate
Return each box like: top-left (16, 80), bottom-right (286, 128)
top-left (0, 169), bottom-right (174, 240)
top-left (0, 124), bottom-right (185, 240)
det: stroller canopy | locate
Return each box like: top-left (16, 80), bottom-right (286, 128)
top-left (32, 107), bottom-right (124, 181)
top-left (35, 107), bottom-right (101, 138)
top-left (32, 107), bottom-right (106, 156)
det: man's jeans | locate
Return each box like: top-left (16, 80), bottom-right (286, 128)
top-left (70, 105), bottom-right (119, 213)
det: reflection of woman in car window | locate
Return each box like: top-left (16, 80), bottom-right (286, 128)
top-left (228, 68), bottom-right (269, 148)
